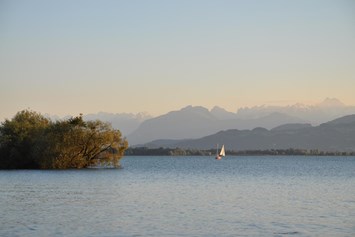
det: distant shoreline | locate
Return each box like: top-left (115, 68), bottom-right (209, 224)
top-left (125, 147), bottom-right (355, 156)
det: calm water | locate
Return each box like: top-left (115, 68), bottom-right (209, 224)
top-left (0, 156), bottom-right (354, 237)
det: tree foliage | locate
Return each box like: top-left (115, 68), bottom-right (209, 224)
top-left (0, 110), bottom-right (128, 169)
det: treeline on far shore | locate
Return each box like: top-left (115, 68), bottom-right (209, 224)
top-left (125, 147), bottom-right (355, 156)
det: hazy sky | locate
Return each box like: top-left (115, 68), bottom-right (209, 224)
top-left (1, 0), bottom-right (355, 120)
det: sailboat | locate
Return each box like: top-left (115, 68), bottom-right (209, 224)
top-left (215, 144), bottom-right (225, 160)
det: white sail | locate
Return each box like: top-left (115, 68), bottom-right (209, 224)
top-left (219, 145), bottom-right (225, 156)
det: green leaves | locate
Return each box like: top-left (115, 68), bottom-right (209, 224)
top-left (0, 110), bottom-right (50, 168)
top-left (0, 110), bottom-right (128, 169)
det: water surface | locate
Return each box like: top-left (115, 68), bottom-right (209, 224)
top-left (0, 156), bottom-right (354, 236)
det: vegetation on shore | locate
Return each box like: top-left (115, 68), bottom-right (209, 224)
top-left (0, 110), bottom-right (128, 169)
top-left (126, 147), bottom-right (355, 156)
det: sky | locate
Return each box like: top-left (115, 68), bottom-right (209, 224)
top-left (1, 0), bottom-right (355, 120)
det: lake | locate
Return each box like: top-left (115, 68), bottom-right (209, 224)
top-left (0, 156), bottom-right (354, 237)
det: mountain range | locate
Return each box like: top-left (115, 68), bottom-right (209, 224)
top-left (127, 98), bottom-right (355, 145)
top-left (143, 114), bottom-right (355, 152)
top-left (236, 98), bottom-right (355, 124)
top-left (49, 98), bottom-right (355, 146)
top-left (126, 106), bottom-right (305, 145)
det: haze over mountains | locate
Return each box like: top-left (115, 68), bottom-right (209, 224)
top-left (83, 112), bottom-right (151, 136)
top-left (236, 98), bottom-right (355, 124)
top-left (47, 98), bottom-right (355, 147)
top-left (127, 106), bottom-right (305, 145)
top-left (46, 112), bottom-right (152, 136)
top-left (127, 98), bottom-right (355, 145)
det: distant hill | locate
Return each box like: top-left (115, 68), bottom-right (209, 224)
top-left (127, 106), bottom-right (305, 145)
top-left (210, 106), bottom-right (237, 120)
top-left (145, 114), bottom-right (355, 152)
top-left (127, 106), bottom-right (220, 145)
top-left (271, 123), bottom-right (312, 131)
top-left (324, 114), bottom-right (355, 125)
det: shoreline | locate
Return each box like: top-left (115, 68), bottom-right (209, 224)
top-left (125, 147), bottom-right (355, 156)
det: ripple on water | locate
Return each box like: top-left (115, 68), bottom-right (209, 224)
top-left (0, 156), bottom-right (354, 237)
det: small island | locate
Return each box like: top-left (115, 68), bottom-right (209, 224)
top-left (0, 110), bottom-right (128, 169)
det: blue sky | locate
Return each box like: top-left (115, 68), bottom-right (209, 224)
top-left (1, 0), bottom-right (354, 119)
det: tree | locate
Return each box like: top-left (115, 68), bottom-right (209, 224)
top-left (36, 116), bottom-right (128, 168)
top-left (0, 110), bottom-right (128, 169)
top-left (0, 110), bottom-right (50, 168)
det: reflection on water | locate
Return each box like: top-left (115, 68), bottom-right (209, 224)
top-left (0, 156), bottom-right (354, 237)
